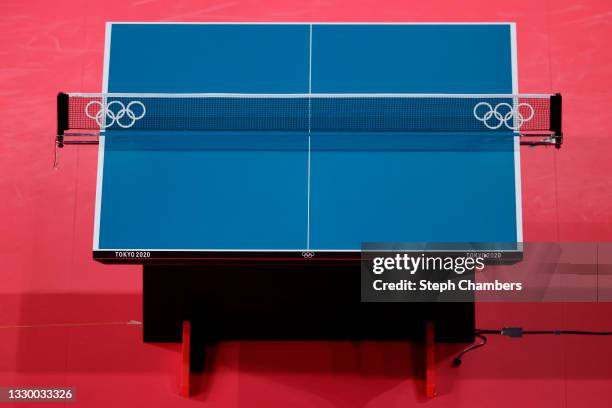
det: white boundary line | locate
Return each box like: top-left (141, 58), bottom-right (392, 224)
top-left (107, 22), bottom-right (517, 25)
top-left (93, 22), bottom-right (112, 251)
top-left (70, 92), bottom-right (551, 98)
top-left (95, 248), bottom-right (520, 252)
top-left (510, 23), bottom-right (524, 243)
top-left (95, 22), bottom-right (524, 252)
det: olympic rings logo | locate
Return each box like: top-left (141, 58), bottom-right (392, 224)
top-left (302, 252), bottom-right (315, 258)
top-left (85, 100), bottom-right (146, 129)
top-left (473, 102), bottom-right (534, 131)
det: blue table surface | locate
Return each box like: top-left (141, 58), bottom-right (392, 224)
top-left (97, 23), bottom-right (520, 252)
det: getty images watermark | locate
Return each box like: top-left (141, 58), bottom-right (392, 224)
top-left (0, 387), bottom-right (75, 402)
top-left (361, 243), bottom-right (612, 302)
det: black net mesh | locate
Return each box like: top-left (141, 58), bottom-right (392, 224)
top-left (66, 94), bottom-right (553, 133)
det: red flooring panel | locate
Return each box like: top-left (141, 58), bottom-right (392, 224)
top-left (1, 0), bottom-right (611, 406)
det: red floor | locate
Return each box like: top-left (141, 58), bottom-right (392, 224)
top-left (1, 0), bottom-right (611, 406)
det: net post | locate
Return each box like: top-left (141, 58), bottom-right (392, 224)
top-left (56, 92), bottom-right (69, 148)
top-left (550, 93), bottom-right (563, 148)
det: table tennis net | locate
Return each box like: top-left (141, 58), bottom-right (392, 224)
top-left (57, 93), bottom-right (562, 144)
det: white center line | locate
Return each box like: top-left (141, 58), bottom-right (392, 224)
top-left (306, 24), bottom-right (313, 250)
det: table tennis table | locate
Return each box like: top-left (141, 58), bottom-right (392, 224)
top-left (89, 22), bottom-right (526, 262)
top-left (55, 22), bottom-right (563, 398)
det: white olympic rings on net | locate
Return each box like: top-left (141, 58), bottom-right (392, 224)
top-left (473, 102), bottom-right (534, 131)
top-left (85, 100), bottom-right (146, 129)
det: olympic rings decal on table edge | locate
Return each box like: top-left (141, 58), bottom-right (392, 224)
top-left (473, 101), bottom-right (534, 131)
top-left (85, 100), bottom-right (146, 129)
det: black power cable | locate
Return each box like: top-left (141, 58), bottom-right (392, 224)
top-left (452, 333), bottom-right (487, 367)
top-left (452, 328), bottom-right (612, 367)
